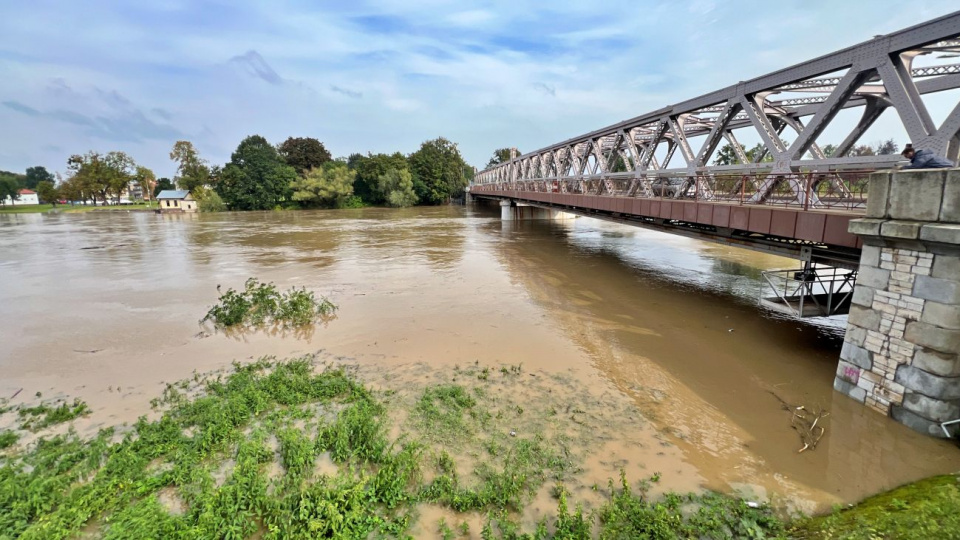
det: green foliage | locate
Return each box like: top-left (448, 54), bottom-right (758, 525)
top-left (0, 174), bottom-right (22, 205)
top-left (408, 137), bottom-right (469, 205)
top-left (169, 140), bottom-right (211, 192)
top-left (290, 161), bottom-right (356, 208)
top-left (340, 195), bottom-right (365, 208)
top-left (216, 135), bottom-right (297, 211)
top-left (792, 474), bottom-right (960, 540)
top-left (350, 152), bottom-right (409, 204)
top-left (0, 431), bottom-right (17, 450)
top-left (17, 399), bottom-right (91, 431)
top-left (154, 178), bottom-right (175, 197)
top-left (378, 167), bottom-right (419, 207)
top-left (24, 166), bottom-right (54, 190)
top-left (278, 137), bottom-right (332, 175)
top-left (192, 186), bottom-right (226, 212)
top-left (596, 471), bottom-right (786, 539)
top-left (486, 148), bottom-right (520, 168)
top-left (65, 150), bottom-right (137, 205)
top-left (201, 278), bottom-right (337, 329)
top-left (415, 385), bottom-right (477, 440)
top-left (133, 165), bottom-right (156, 201)
top-left (36, 180), bottom-right (59, 205)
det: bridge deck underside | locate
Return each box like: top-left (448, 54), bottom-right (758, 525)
top-left (477, 190), bottom-right (863, 267)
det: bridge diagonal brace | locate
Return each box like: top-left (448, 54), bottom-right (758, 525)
top-left (787, 68), bottom-right (875, 161)
top-left (695, 100), bottom-right (741, 167)
top-left (878, 54), bottom-right (937, 149)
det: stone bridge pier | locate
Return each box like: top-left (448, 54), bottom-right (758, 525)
top-left (835, 169), bottom-right (960, 437)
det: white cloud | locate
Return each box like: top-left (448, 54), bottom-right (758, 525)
top-left (0, 0), bottom-right (957, 177)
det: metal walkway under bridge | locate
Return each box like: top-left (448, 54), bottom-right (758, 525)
top-left (472, 12), bottom-right (960, 317)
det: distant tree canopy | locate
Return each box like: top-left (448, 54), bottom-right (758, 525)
top-left (170, 141), bottom-right (211, 192)
top-left (350, 152), bottom-right (409, 205)
top-left (486, 148), bottom-right (520, 168)
top-left (0, 176), bottom-right (20, 205)
top-left (408, 137), bottom-right (469, 205)
top-left (714, 138), bottom-right (900, 165)
top-left (19, 134), bottom-right (479, 211)
top-left (216, 135), bottom-right (297, 211)
top-left (290, 161), bottom-right (356, 208)
top-left (64, 151), bottom-right (137, 204)
top-left (154, 178), bottom-right (175, 197)
top-left (278, 137), bottom-right (332, 175)
top-left (24, 166), bottom-right (54, 190)
top-left (378, 168), bottom-right (418, 208)
top-left (36, 180), bottom-right (58, 205)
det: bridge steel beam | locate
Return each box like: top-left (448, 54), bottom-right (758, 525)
top-left (836, 170), bottom-right (960, 437)
top-left (474, 12), bottom-right (960, 188)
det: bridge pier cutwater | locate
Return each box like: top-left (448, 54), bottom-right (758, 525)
top-left (836, 169), bottom-right (960, 437)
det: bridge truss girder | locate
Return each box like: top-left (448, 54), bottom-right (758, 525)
top-left (476, 12), bottom-right (960, 197)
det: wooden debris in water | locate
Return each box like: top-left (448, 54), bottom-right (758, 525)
top-left (791, 405), bottom-right (828, 453)
top-left (767, 390), bottom-right (828, 453)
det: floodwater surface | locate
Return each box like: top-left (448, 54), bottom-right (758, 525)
top-left (1, 205), bottom-right (958, 519)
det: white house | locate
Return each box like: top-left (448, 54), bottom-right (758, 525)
top-left (156, 190), bottom-right (197, 213)
top-left (2, 189), bottom-right (39, 206)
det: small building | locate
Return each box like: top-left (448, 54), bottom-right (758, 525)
top-left (156, 190), bottom-right (197, 213)
top-left (2, 189), bottom-right (39, 206)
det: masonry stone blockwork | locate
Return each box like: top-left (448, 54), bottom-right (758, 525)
top-left (836, 169), bottom-right (960, 437)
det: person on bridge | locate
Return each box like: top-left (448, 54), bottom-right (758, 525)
top-left (900, 144), bottom-right (956, 169)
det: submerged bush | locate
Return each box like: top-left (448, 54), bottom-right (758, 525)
top-left (201, 278), bottom-right (336, 329)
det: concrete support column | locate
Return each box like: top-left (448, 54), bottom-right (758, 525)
top-left (835, 169), bottom-right (960, 436)
top-left (500, 200), bottom-right (576, 221)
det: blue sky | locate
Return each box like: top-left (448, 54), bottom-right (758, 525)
top-left (0, 1), bottom-right (957, 177)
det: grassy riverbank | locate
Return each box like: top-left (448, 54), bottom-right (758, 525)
top-left (0, 202), bottom-right (158, 214)
top-left (1, 357), bottom-right (957, 539)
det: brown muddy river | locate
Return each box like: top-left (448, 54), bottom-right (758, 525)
top-left (1, 204), bottom-right (958, 519)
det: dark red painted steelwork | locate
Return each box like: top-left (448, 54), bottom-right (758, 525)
top-left (477, 188), bottom-right (862, 249)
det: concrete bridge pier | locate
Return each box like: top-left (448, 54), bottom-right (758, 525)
top-left (835, 169), bottom-right (960, 437)
top-left (500, 200), bottom-right (577, 221)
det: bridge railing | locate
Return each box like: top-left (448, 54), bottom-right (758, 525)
top-left (472, 170), bottom-right (872, 211)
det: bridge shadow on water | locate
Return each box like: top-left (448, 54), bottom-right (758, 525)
top-left (479, 210), bottom-right (960, 511)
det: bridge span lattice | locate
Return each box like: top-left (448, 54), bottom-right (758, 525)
top-left (474, 12), bottom-right (960, 207)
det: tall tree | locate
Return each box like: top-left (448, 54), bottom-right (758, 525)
top-left (407, 137), bottom-right (468, 205)
top-left (67, 152), bottom-right (107, 205)
top-left (36, 180), bottom-right (59, 205)
top-left (134, 166), bottom-right (156, 201)
top-left (169, 141), bottom-right (210, 192)
top-left (278, 137), bottom-right (332, 175)
top-left (0, 176), bottom-right (20, 205)
top-left (216, 135), bottom-right (297, 210)
top-left (351, 152), bottom-right (409, 204)
top-left (103, 151), bottom-right (136, 203)
top-left (290, 161), bottom-right (355, 208)
top-left (849, 145), bottom-right (876, 157)
top-left (24, 166), bottom-right (54, 190)
top-left (378, 168), bottom-right (418, 208)
top-left (874, 139), bottom-right (899, 155)
top-left (154, 178), bottom-right (175, 197)
top-left (486, 148), bottom-right (520, 168)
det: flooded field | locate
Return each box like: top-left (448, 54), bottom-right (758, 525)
top-left (1, 204), bottom-right (959, 532)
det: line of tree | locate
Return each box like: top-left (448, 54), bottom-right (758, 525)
top-left (2, 134), bottom-right (474, 211)
top-left (713, 138), bottom-right (899, 165)
top-left (164, 135), bottom-right (474, 212)
top-left (0, 167), bottom-right (57, 206)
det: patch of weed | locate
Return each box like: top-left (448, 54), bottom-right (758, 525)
top-left (17, 398), bottom-right (90, 431)
top-left (201, 278), bottom-right (336, 330)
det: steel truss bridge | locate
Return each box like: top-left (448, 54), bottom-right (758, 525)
top-left (473, 11), bottom-right (960, 274)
